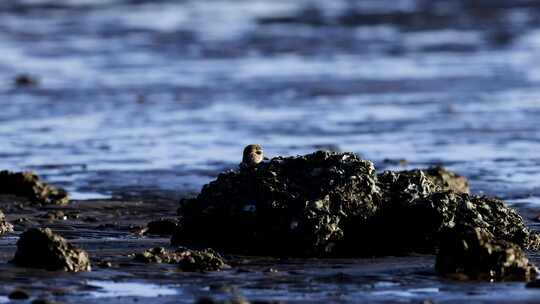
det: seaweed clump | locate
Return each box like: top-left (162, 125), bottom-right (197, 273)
top-left (0, 171), bottom-right (69, 205)
top-left (436, 225), bottom-right (537, 282)
top-left (0, 209), bottom-right (14, 236)
top-left (173, 151), bottom-right (382, 256)
top-left (12, 228), bottom-right (91, 272)
top-left (134, 247), bottom-right (226, 272)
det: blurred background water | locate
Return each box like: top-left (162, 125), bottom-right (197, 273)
top-left (0, 0), bottom-right (539, 203)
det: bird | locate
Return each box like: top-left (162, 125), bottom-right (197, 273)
top-left (240, 144), bottom-right (265, 169)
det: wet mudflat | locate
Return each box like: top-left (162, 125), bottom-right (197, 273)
top-left (1, 194), bottom-right (540, 303)
top-left (2, 0), bottom-right (540, 302)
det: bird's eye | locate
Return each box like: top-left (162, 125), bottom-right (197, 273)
top-left (256, 151), bottom-right (262, 155)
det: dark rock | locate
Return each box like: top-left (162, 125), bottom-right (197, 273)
top-left (8, 289), bottom-right (30, 300)
top-left (526, 279), bottom-right (540, 288)
top-left (0, 171), bottom-right (69, 205)
top-left (14, 74), bottom-right (39, 87)
top-left (382, 158), bottom-right (408, 166)
top-left (172, 150), bottom-right (533, 261)
top-left (195, 298), bottom-right (216, 304)
top-left (12, 217), bottom-right (37, 228)
top-left (32, 300), bottom-right (57, 304)
top-left (43, 210), bottom-right (67, 221)
top-left (378, 166), bottom-right (469, 207)
top-left (378, 169), bottom-right (440, 207)
top-left (435, 225), bottom-right (537, 281)
top-left (12, 228), bottom-right (91, 272)
top-left (141, 218), bottom-right (179, 236)
top-left (134, 247), bottom-right (226, 271)
top-left (0, 209), bottom-right (14, 236)
top-left (358, 191), bottom-right (537, 255)
top-left (422, 166), bottom-right (470, 194)
top-left (97, 260), bottom-right (113, 268)
top-left (410, 191), bottom-right (536, 250)
top-left (173, 151), bottom-right (382, 256)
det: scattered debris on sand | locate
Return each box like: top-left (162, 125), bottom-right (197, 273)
top-left (0, 171), bottom-right (69, 205)
top-left (436, 225), bottom-right (537, 281)
top-left (134, 247), bottom-right (227, 271)
top-left (12, 228), bottom-right (91, 272)
top-left (0, 209), bottom-right (14, 236)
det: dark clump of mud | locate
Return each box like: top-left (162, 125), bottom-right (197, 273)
top-left (134, 247), bottom-right (227, 272)
top-left (0, 171), bottom-right (69, 205)
top-left (436, 225), bottom-right (537, 282)
top-left (173, 151), bottom-right (382, 256)
top-left (0, 209), bottom-right (14, 236)
top-left (173, 151), bottom-right (538, 269)
top-left (12, 228), bottom-right (91, 272)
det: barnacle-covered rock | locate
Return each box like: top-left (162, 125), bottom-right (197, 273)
top-left (0, 209), bottom-right (13, 236)
top-left (0, 171), bottom-right (69, 205)
top-left (378, 169), bottom-right (439, 207)
top-left (172, 149), bottom-right (535, 260)
top-left (378, 166), bottom-right (468, 207)
top-left (134, 247), bottom-right (226, 271)
top-left (436, 225), bottom-right (537, 281)
top-left (407, 191), bottom-right (534, 250)
top-left (12, 228), bottom-right (91, 272)
top-left (423, 166), bottom-right (469, 194)
top-left (173, 151), bottom-right (382, 256)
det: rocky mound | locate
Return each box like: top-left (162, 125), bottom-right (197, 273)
top-left (12, 228), bottom-right (91, 272)
top-left (0, 171), bottom-right (69, 205)
top-left (173, 151), bottom-right (381, 256)
top-left (172, 150), bottom-right (537, 264)
top-left (436, 225), bottom-right (537, 281)
top-left (134, 247), bottom-right (226, 272)
top-left (0, 209), bottom-right (14, 236)
top-left (357, 191), bottom-right (539, 256)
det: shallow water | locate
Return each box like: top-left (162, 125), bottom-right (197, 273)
top-left (1, 0), bottom-right (540, 302)
top-left (86, 280), bottom-right (179, 298)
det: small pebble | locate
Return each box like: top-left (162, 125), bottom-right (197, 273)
top-left (14, 74), bottom-right (39, 87)
top-left (8, 289), bottom-right (30, 300)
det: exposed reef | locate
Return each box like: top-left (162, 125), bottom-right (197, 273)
top-left (134, 247), bottom-right (226, 272)
top-left (12, 228), bottom-right (91, 272)
top-left (436, 225), bottom-right (537, 281)
top-left (0, 171), bottom-right (69, 205)
top-left (173, 151), bottom-right (382, 256)
top-left (172, 150), bottom-right (538, 282)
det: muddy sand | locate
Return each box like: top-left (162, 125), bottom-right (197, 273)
top-left (0, 189), bottom-right (540, 303)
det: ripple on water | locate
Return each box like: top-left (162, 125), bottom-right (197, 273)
top-left (85, 280), bottom-right (179, 298)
